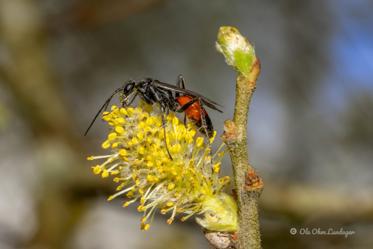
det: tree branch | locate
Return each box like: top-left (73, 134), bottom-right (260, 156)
top-left (217, 26), bottom-right (263, 249)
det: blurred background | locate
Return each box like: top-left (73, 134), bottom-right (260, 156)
top-left (0, 0), bottom-right (372, 248)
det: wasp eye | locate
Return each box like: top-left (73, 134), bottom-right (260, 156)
top-left (123, 82), bottom-right (135, 93)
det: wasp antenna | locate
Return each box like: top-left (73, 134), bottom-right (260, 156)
top-left (84, 88), bottom-right (123, 136)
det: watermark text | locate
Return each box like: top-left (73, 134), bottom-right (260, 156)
top-left (289, 227), bottom-right (355, 238)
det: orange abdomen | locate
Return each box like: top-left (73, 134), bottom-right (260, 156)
top-left (176, 96), bottom-right (204, 121)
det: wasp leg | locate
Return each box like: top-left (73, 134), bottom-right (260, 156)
top-left (149, 86), bottom-right (174, 160)
top-left (176, 75), bottom-right (187, 123)
top-left (161, 114), bottom-right (173, 160)
top-left (198, 99), bottom-right (211, 138)
top-left (125, 92), bottom-right (138, 106)
top-left (177, 74), bottom-right (186, 88)
top-left (176, 74), bottom-right (186, 96)
top-left (198, 100), bottom-right (214, 165)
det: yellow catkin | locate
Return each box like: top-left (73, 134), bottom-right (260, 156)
top-left (88, 104), bottom-right (236, 232)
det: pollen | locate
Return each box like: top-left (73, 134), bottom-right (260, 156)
top-left (213, 163), bottom-right (221, 173)
top-left (88, 104), bottom-right (237, 232)
top-left (101, 140), bottom-right (111, 149)
top-left (108, 132), bottom-right (117, 140)
top-left (141, 223), bottom-right (151, 231)
top-left (196, 137), bottom-right (204, 147)
top-left (115, 126), bottom-right (125, 134)
top-left (119, 149), bottom-right (127, 156)
top-left (167, 183), bottom-right (175, 190)
top-left (92, 165), bottom-right (102, 175)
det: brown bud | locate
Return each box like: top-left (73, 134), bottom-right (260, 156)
top-left (245, 168), bottom-right (264, 191)
top-left (222, 120), bottom-right (238, 142)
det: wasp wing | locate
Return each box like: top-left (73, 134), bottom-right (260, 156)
top-left (154, 80), bottom-right (223, 112)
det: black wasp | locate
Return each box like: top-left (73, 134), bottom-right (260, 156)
top-left (85, 76), bottom-right (222, 159)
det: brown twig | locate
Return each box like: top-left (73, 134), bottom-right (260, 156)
top-left (222, 61), bottom-right (263, 249)
top-left (217, 26), bottom-right (263, 249)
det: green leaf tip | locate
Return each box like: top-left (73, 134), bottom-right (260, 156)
top-left (216, 26), bottom-right (256, 77)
